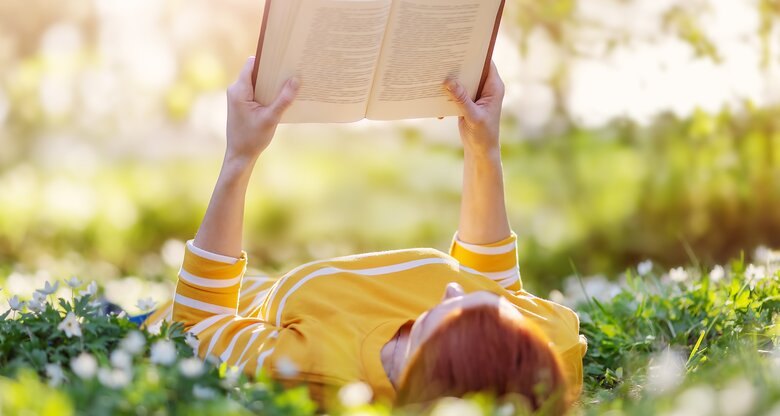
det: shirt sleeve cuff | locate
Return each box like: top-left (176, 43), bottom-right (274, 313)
top-left (450, 232), bottom-right (518, 255)
top-left (187, 240), bottom-right (241, 265)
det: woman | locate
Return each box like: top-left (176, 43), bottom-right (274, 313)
top-left (145, 57), bottom-right (587, 412)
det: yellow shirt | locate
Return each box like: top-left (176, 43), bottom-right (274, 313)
top-left (166, 233), bottom-right (587, 406)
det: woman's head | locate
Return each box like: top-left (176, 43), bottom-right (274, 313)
top-left (395, 283), bottom-right (568, 413)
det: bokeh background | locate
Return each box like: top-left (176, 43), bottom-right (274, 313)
top-left (1, 0), bottom-right (779, 311)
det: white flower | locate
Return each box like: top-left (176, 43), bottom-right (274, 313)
top-left (646, 348), bottom-right (685, 394)
top-left (45, 363), bottom-right (66, 386)
top-left (221, 366), bottom-right (241, 389)
top-left (184, 332), bottom-right (200, 354)
top-left (8, 295), bottom-right (24, 311)
top-left (496, 403), bottom-right (516, 416)
top-left (161, 239), bottom-right (185, 268)
top-left (637, 260), bottom-right (653, 276)
top-left (98, 367), bottom-right (131, 389)
top-left (193, 384), bottom-right (217, 400)
top-left (65, 276), bottom-right (82, 289)
top-left (146, 320), bottom-right (163, 336)
top-left (710, 265), bottom-right (726, 283)
top-left (71, 353), bottom-right (97, 379)
top-left (27, 299), bottom-right (44, 313)
top-left (338, 381), bottom-right (373, 407)
top-left (669, 267), bottom-right (689, 283)
top-left (78, 281), bottom-right (98, 298)
top-left (119, 331), bottom-right (146, 355)
top-left (57, 312), bottom-right (82, 338)
top-left (548, 289), bottom-right (566, 305)
top-left (110, 349), bottom-right (132, 370)
top-left (135, 297), bottom-right (157, 312)
top-left (562, 274), bottom-right (621, 305)
top-left (150, 339), bottom-right (177, 366)
top-left (275, 356), bottom-right (299, 377)
top-left (38, 280), bottom-right (60, 295)
top-left (179, 357), bottom-right (204, 378)
top-left (430, 398), bottom-right (482, 416)
top-left (754, 246), bottom-right (780, 264)
top-left (719, 378), bottom-right (756, 416)
top-left (674, 385), bottom-right (716, 416)
top-left (745, 264), bottom-right (766, 289)
top-left (28, 291), bottom-right (48, 312)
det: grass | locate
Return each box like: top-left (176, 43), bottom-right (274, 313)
top-left (0, 253), bottom-right (778, 415)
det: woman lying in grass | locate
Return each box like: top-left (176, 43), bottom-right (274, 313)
top-left (144, 57), bottom-right (587, 412)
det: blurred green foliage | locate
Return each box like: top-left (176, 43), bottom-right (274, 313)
top-left (0, 0), bottom-right (779, 292)
top-left (1, 105), bottom-right (778, 292)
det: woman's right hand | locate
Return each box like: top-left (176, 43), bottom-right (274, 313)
top-left (443, 62), bottom-right (505, 159)
top-left (225, 56), bottom-right (299, 166)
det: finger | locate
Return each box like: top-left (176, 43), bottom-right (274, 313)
top-left (443, 79), bottom-right (478, 117)
top-left (268, 77), bottom-right (300, 117)
top-left (229, 56), bottom-right (257, 102)
top-left (476, 62), bottom-right (505, 104)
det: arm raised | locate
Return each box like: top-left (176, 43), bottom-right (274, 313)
top-left (444, 62), bottom-right (510, 245)
top-left (193, 56), bottom-right (299, 258)
top-left (172, 58), bottom-right (299, 374)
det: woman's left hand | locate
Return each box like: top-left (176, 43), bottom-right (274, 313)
top-left (225, 56), bottom-right (299, 166)
top-left (443, 62), bottom-right (505, 159)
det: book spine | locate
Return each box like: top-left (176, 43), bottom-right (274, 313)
top-left (475, 0), bottom-right (506, 100)
top-left (252, 0), bottom-right (274, 87)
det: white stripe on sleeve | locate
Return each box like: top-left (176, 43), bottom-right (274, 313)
top-left (174, 294), bottom-right (235, 315)
top-left (480, 266), bottom-right (520, 281)
top-left (179, 269), bottom-right (242, 288)
top-left (454, 235), bottom-right (517, 255)
top-left (187, 240), bottom-right (239, 264)
top-left (499, 275), bottom-right (520, 288)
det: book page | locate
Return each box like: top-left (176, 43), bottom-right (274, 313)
top-left (365, 0), bottom-right (501, 120)
top-left (255, 0), bottom-right (392, 123)
top-left (255, 0), bottom-right (300, 107)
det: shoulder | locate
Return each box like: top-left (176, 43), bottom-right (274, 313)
top-left (509, 289), bottom-right (583, 349)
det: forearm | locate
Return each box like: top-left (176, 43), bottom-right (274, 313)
top-left (193, 156), bottom-right (256, 258)
top-left (458, 148), bottom-right (511, 244)
top-left (190, 55), bottom-right (297, 258)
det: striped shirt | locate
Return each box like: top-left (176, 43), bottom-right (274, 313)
top-left (149, 232), bottom-right (586, 406)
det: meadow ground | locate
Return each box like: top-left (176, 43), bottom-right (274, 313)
top-left (1, 251), bottom-right (778, 415)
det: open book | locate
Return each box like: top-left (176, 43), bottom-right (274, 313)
top-left (251, 0), bottom-right (505, 123)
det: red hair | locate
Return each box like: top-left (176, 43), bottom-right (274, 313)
top-left (395, 306), bottom-right (569, 413)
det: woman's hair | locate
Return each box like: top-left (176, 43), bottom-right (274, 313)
top-left (395, 306), bottom-right (568, 413)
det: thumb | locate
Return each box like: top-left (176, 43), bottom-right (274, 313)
top-left (268, 77), bottom-right (300, 117)
top-left (444, 79), bottom-right (477, 117)
top-left (232, 56), bottom-right (256, 100)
